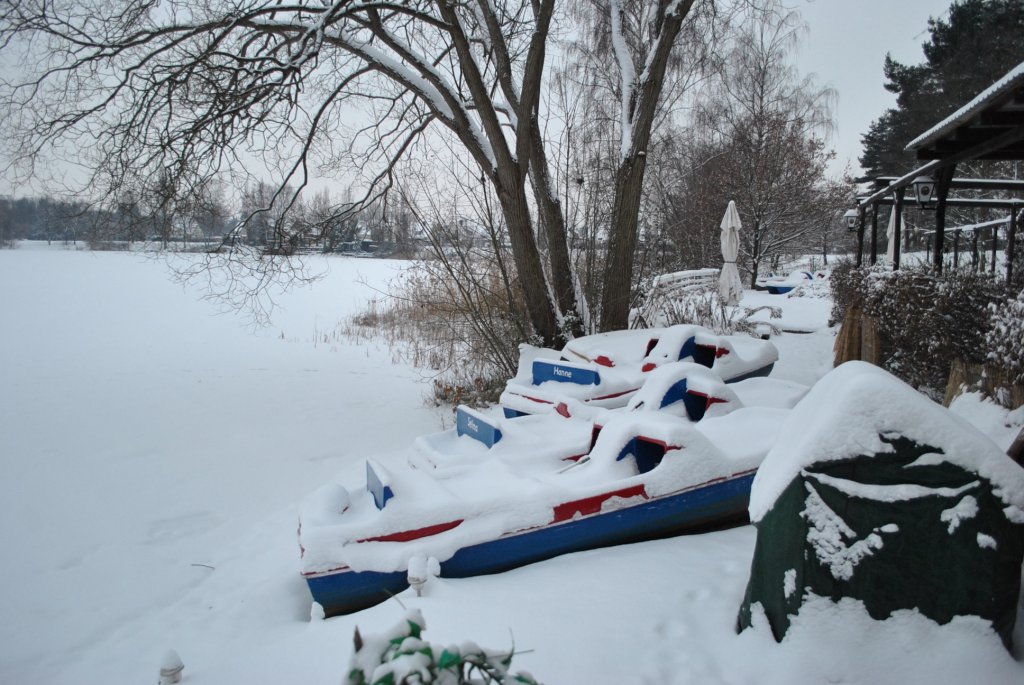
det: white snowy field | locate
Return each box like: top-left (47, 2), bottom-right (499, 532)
top-left (1, 244), bottom-right (1022, 684)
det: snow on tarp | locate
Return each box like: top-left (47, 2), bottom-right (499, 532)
top-left (739, 361), bottom-right (1024, 650)
top-left (749, 361), bottom-right (1024, 523)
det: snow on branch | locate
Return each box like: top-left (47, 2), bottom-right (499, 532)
top-left (608, 0), bottom-right (636, 160)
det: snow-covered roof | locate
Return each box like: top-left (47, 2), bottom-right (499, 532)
top-left (906, 61), bottom-right (1024, 152)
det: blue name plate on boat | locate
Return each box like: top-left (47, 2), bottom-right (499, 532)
top-left (456, 406), bottom-right (502, 447)
top-left (532, 359), bottom-right (601, 386)
top-left (366, 460), bottom-right (394, 510)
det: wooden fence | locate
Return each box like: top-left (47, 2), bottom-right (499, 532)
top-left (832, 307), bottom-right (882, 367)
top-left (945, 359), bottom-right (1024, 409)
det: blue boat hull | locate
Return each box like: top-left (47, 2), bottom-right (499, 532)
top-left (725, 362), bottom-right (774, 383)
top-left (304, 472), bottom-right (755, 616)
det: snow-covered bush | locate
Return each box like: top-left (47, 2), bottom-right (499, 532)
top-left (986, 289), bottom-right (1024, 386)
top-left (347, 610), bottom-right (540, 685)
top-left (827, 260), bottom-right (880, 326)
top-left (346, 253), bottom-right (529, 407)
top-left (830, 264), bottom-right (1005, 398)
top-left (634, 281), bottom-right (781, 337)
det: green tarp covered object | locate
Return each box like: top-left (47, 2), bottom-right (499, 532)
top-left (737, 362), bottom-right (1024, 651)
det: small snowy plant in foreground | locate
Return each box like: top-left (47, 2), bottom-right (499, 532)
top-left (347, 610), bottom-right (540, 685)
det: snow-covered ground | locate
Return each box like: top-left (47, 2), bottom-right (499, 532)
top-left (1, 244), bottom-right (1021, 684)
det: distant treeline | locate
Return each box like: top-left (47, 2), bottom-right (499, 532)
top-left (0, 186), bottom-right (422, 255)
top-left (0, 195), bottom-right (117, 245)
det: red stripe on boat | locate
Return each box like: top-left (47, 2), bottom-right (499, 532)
top-left (523, 388), bottom-right (639, 404)
top-left (552, 485), bottom-right (648, 523)
top-left (357, 519), bottom-right (463, 543)
top-left (592, 388), bottom-right (640, 401)
top-left (687, 390), bottom-right (730, 411)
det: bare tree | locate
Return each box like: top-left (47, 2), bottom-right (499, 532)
top-left (189, 180), bottom-right (231, 241)
top-left (142, 170), bottom-right (178, 250)
top-left (0, 0), bottom-right (718, 341)
top-left (556, 0), bottom-right (710, 330)
top-left (0, 1), bottom-right (552, 341)
top-left (691, 5), bottom-right (840, 285)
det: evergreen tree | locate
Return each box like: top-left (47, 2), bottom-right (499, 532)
top-left (859, 0), bottom-right (1024, 178)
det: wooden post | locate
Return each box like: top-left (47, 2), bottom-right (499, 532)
top-left (893, 188), bottom-right (905, 270)
top-left (870, 202), bottom-right (879, 266)
top-left (934, 165), bottom-right (956, 274)
top-left (833, 307), bottom-right (862, 367)
top-left (860, 312), bottom-right (881, 365)
top-left (991, 225), bottom-right (998, 272)
top-left (953, 229), bottom-right (961, 268)
top-left (856, 207), bottom-right (865, 267)
top-left (972, 231), bottom-right (980, 270)
top-left (1008, 208), bottom-right (1018, 286)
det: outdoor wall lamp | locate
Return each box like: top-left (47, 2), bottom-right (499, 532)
top-left (844, 208), bottom-right (859, 231)
top-left (912, 175), bottom-right (937, 209)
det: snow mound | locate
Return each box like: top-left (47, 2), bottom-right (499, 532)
top-left (749, 361), bottom-right (1024, 522)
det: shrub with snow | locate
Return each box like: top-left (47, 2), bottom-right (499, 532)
top-left (830, 263), bottom-right (1005, 398)
top-left (986, 289), bottom-right (1024, 386)
top-left (347, 610), bottom-right (541, 685)
top-left (345, 256), bottom-right (528, 407)
top-left (634, 281), bottom-right (781, 336)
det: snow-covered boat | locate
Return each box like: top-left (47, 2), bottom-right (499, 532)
top-left (299, 363), bottom-right (803, 616)
top-left (755, 271), bottom-right (814, 294)
top-left (500, 324), bottom-right (779, 417)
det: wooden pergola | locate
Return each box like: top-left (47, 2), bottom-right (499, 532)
top-left (854, 61), bottom-right (1024, 284)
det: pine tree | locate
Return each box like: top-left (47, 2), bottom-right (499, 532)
top-left (859, 0), bottom-right (1024, 178)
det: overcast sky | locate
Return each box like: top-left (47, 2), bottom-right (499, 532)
top-left (794, 0), bottom-right (955, 177)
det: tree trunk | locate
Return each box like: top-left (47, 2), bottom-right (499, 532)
top-left (595, 0), bottom-right (692, 332)
top-left (599, 155), bottom-right (648, 331)
top-left (529, 139), bottom-right (582, 339)
top-left (495, 179), bottom-right (561, 346)
top-left (749, 221), bottom-right (761, 288)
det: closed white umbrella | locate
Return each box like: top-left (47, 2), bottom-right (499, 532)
top-left (719, 200), bottom-right (743, 306)
top-left (885, 207), bottom-right (900, 265)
